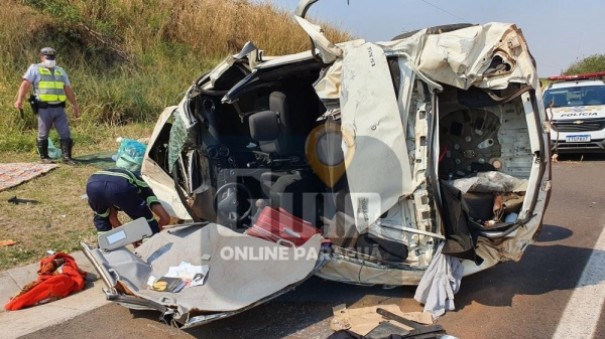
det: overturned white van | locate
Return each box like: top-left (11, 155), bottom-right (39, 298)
top-left (83, 0), bottom-right (551, 328)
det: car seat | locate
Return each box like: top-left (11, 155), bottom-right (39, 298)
top-left (248, 90), bottom-right (324, 220)
top-left (248, 90), bottom-right (318, 157)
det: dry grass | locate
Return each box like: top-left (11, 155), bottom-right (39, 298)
top-left (163, 0), bottom-right (351, 56)
top-left (0, 160), bottom-right (98, 270)
top-left (0, 0), bottom-right (351, 130)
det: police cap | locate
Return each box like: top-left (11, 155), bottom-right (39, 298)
top-left (40, 47), bottom-right (56, 60)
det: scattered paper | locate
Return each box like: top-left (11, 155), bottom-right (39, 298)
top-left (148, 261), bottom-right (210, 292)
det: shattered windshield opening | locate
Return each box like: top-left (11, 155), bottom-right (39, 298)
top-left (168, 111), bottom-right (190, 174)
top-left (167, 109), bottom-right (212, 201)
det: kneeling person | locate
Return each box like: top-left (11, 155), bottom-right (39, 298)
top-left (86, 166), bottom-right (169, 234)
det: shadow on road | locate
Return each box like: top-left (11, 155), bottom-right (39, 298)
top-left (126, 277), bottom-right (418, 338)
top-left (455, 231), bottom-right (601, 310)
top-left (553, 153), bottom-right (605, 162)
top-left (124, 225), bottom-right (589, 336)
top-left (534, 224), bottom-right (573, 242)
top-left (120, 223), bottom-right (587, 337)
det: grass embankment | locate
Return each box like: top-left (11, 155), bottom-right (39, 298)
top-left (0, 0), bottom-right (350, 270)
top-left (0, 124), bottom-right (153, 270)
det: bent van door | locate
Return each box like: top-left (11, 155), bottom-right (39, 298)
top-left (82, 222), bottom-right (323, 328)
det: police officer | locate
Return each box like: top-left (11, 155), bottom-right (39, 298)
top-left (13, 47), bottom-right (80, 165)
top-left (85, 159), bottom-right (170, 235)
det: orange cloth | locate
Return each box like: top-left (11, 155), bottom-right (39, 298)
top-left (4, 252), bottom-right (87, 311)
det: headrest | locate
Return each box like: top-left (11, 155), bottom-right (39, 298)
top-left (249, 110), bottom-right (280, 141)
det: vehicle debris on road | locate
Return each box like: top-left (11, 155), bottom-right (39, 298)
top-left (330, 304), bottom-right (433, 335)
top-left (329, 304), bottom-right (451, 339)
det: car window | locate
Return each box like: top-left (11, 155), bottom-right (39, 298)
top-left (544, 85), bottom-right (605, 107)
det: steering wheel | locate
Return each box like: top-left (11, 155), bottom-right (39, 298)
top-left (213, 182), bottom-right (253, 225)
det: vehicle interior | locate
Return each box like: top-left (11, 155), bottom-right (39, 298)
top-left (436, 84), bottom-right (534, 256)
top-left (146, 47), bottom-right (537, 268)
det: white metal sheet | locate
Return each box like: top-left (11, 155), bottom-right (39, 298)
top-left (340, 42), bottom-right (414, 232)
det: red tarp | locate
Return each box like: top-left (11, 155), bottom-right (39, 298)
top-left (4, 252), bottom-right (87, 311)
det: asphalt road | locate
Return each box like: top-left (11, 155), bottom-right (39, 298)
top-left (21, 154), bottom-right (605, 339)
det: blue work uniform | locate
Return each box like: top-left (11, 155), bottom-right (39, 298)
top-left (86, 168), bottom-right (161, 233)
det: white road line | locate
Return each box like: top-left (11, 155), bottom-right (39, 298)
top-left (553, 224), bottom-right (605, 339)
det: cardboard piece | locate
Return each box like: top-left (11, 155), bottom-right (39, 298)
top-left (330, 304), bottom-right (433, 336)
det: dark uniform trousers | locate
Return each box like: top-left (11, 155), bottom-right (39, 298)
top-left (86, 168), bottom-right (160, 233)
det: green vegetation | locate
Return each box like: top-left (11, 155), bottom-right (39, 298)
top-left (0, 0), bottom-right (350, 270)
top-left (0, 0), bottom-right (351, 151)
top-left (563, 54), bottom-right (605, 75)
top-left (0, 123), bottom-right (155, 271)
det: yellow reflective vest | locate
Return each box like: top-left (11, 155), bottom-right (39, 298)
top-left (37, 64), bottom-right (66, 103)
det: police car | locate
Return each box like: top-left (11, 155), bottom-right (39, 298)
top-left (544, 71), bottom-right (605, 153)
